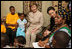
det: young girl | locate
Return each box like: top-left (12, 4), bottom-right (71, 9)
top-left (16, 13), bottom-right (27, 38)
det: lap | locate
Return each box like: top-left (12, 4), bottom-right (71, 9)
top-left (26, 26), bottom-right (42, 36)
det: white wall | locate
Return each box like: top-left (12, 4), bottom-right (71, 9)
top-left (42, 1), bottom-right (52, 27)
top-left (1, 1), bottom-right (23, 19)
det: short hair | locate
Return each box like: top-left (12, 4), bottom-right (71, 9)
top-left (29, 3), bottom-right (38, 8)
top-left (9, 6), bottom-right (15, 11)
top-left (18, 13), bottom-right (24, 16)
top-left (47, 6), bottom-right (55, 14)
top-left (53, 31), bottom-right (70, 48)
top-left (18, 13), bottom-right (27, 18)
top-left (15, 36), bottom-right (26, 44)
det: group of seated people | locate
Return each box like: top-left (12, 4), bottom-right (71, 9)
top-left (1, 2), bottom-right (71, 48)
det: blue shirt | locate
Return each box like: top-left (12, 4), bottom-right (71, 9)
top-left (17, 18), bottom-right (27, 31)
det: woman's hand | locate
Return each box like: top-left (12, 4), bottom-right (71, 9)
top-left (31, 28), bottom-right (38, 33)
top-left (38, 40), bottom-right (46, 47)
top-left (43, 30), bottom-right (51, 37)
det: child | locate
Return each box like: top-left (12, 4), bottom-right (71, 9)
top-left (6, 6), bottom-right (19, 46)
top-left (14, 36), bottom-right (26, 48)
top-left (1, 19), bottom-right (6, 34)
top-left (16, 13), bottom-right (27, 38)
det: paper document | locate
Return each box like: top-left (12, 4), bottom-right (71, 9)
top-left (32, 42), bottom-right (45, 48)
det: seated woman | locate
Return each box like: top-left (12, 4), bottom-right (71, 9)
top-left (38, 15), bottom-right (71, 48)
